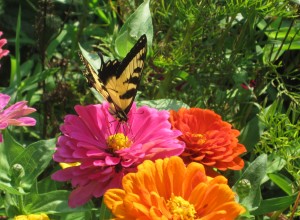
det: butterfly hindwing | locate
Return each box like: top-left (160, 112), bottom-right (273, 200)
top-left (78, 53), bottom-right (110, 101)
top-left (79, 34), bottom-right (147, 122)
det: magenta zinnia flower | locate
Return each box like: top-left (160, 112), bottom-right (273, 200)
top-left (0, 31), bottom-right (9, 60)
top-left (52, 102), bottom-right (185, 208)
top-left (0, 93), bottom-right (36, 142)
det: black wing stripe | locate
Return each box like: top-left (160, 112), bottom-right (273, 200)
top-left (79, 34), bottom-right (147, 122)
top-left (104, 35), bottom-right (147, 117)
top-left (114, 35), bottom-right (147, 80)
top-left (79, 52), bottom-right (111, 101)
top-left (120, 88), bottom-right (136, 99)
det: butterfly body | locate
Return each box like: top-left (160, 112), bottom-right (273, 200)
top-left (79, 35), bottom-right (147, 122)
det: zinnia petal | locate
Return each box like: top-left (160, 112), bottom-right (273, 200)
top-left (0, 31), bottom-right (9, 59)
top-left (169, 108), bottom-right (247, 171)
top-left (52, 102), bottom-right (185, 207)
top-left (0, 93), bottom-right (36, 142)
top-left (104, 156), bottom-right (246, 219)
top-left (14, 213), bottom-right (49, 220)
top-left (0, 93), bottom-right (10, 110)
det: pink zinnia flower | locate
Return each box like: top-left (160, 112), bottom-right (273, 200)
top-left (0, 31), bottom-right (9, 60)
top-left (52, 102), bottom-right (185, 208)
top-left (0, 93), bottom-right (36, 142)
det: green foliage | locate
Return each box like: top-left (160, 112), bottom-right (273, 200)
top-left (115, 0), bottom-right (153, 58)
top-left (257, 100), bottom-right (300, 183)
top-left (234, 154), bottom-right (267, 213)
top-left (0, 0), bottom-right (300, 218)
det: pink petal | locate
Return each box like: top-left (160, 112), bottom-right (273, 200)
top-left (52, 102), bottom-right (185, 207)
top-left (0, 93), bottom-right (10, 110)
top-left (0, 39), bottom-right (7, 47)
top-left (7, 117), bottom-right (36, 126)
top-left (104, 156), bottom-right (121, 165)
top-left (0, 49), bottom-right (9, 59)
top-left (0, 122), bottom-right (9, 129)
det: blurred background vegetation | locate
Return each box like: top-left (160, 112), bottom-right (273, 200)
top-left (0, 0), bottom-right (300, 218)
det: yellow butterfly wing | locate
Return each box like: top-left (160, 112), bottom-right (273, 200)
top-left (79, 34), bottom-right (147, 122)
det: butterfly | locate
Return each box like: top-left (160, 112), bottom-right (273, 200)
top-left (79, 34), bottom-right (147, 123)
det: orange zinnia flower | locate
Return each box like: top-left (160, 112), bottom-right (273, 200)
top-left (169, 108), bottom-right (247, 171)
top-left (104, 156), bottom-right (246, 220)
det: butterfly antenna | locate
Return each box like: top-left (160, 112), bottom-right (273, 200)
top-left (97, 51), bottom-right (105, 66)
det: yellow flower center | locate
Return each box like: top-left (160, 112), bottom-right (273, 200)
top-left (107, 133), bottom-right (132, 151)
top-left (189, 133), bottom-right (206, 145)
top-left (59, 162), bottom-right (81, 169)
top-left (167, 194), bottom-right (196, 220)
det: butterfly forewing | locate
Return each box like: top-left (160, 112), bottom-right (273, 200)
top-left (79, 34), bottom-right (147, 122)
top-left (103, 35), bottom-right (147, 117)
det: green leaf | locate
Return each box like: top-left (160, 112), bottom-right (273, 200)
top-left (10, 6), bottom-right (21, 87)
top-left (266, 154), bottom-right (286, 174)
top-left (18, 68), bottom-right (59, 93)
top-left (0, 135), bottom-right (54, 195)
top-left (47, 29), bottom-right (68, 57)
top-left (250, 194), bottom-right (297, 215)
top-left (11, 138), bottom-right (56, 192)
top-left (58, 211), bottom-right (94, 220)
top-left (0, 179), bottom-right (23, 195)
top-left (0, 130), bottom-right (24, 194)
top-left (115, 0), bottom-right (153, 58)
top-left (137, 99), bottom-right (189, 111)
top-left (23, 191), bottom-right (93, 214)
top-left (233, 154), bottom-right (267, 211)
top-left (260, 153), bottom-right (286, 184)
top-left (37, 174), bottom-right (63, 194)
top-left (78, 43), bottom-right (101, 71)
top-left (99, 200), bottom-right (113, 220)
top-left (268, 173), bottom-right (293, 196)
top-left (239, 116), bottom-right (265, 152)
top-left (291, 0), bottom-right (300, 3)
top-left (4, 193), bottom-right (20, 218)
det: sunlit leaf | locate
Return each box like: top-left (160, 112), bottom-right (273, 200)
top-left (138, 99), bottom-right (189, 111)
top-left (233, 154), bottom-right (267, 211)
top-left (250, 194), bottom-right (297, 215)
top-left (268, 173), bottom-right (293, 195)
top-left (115, 0), bottom-right (153, 58)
